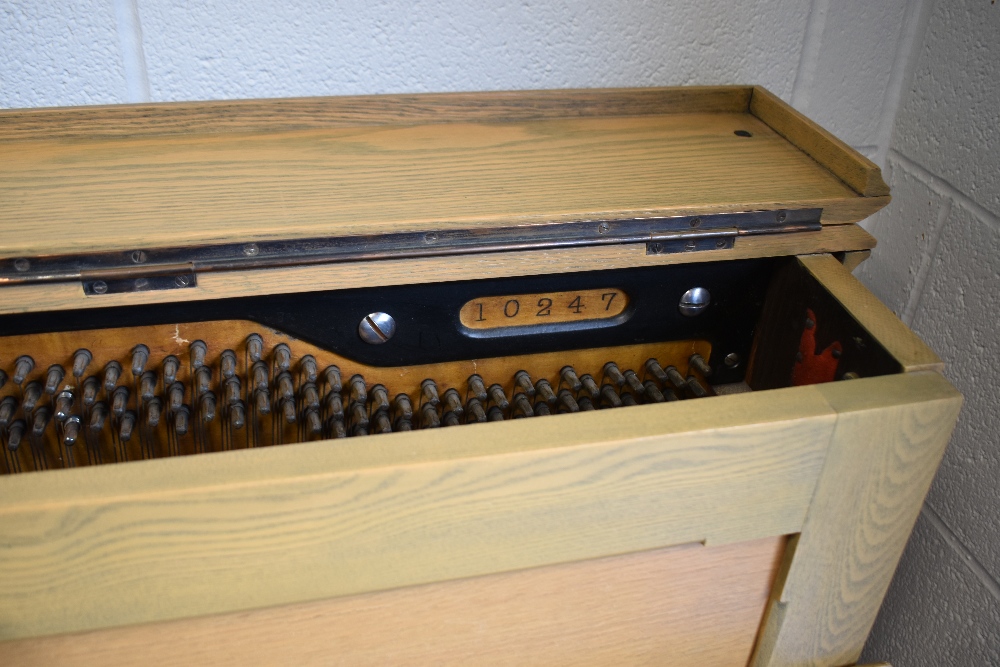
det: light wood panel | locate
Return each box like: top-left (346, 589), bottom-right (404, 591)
top-left (0, 224), bottom-right (876, 315)
top-left (751, 371), bottom-right (962, 667)
top-left (749, 87), bottom-right (890, 198)
top-left (840, 249), bottom-right (872, 273)
top-left (0, 95), bottom-right (886, 260)
top-left (0, 536), bottom-right (785, 667)
top-left (798, 254), bottom-right (942, 372)
top-left (0, 384), bottom-right (836, 639)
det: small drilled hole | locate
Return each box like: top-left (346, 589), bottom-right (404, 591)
top-left (734, 130), bottom-right (753, 137)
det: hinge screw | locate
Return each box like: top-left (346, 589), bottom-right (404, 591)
top-left (131, 250), bottom-right (147, 264)
top-left (423, 233), bottom-right (439, 243)
top-left (175, 275), bottom-right (191, 287)
top-left (690, 217), bottom-right (702, 228)
top-left (13, 258), bottom-right (30, 272)
top-left (92, 280), bottom-right (108, 294)
top-left (242, 243), bottom-right (259, 257)
top-left (777, 211), bottom-right (787, 223)
top-left (597, 222), bottom-right (610, 234)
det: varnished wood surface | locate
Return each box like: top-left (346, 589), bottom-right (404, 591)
top-left (0, 383), bottom-right (836, 639)
top-left (0, 87), bottom-right (887, 260)
top-left (751, 372), bottom-right (961, 667)
top-left (798, 254), bottom-right (942, 372)
top-left (0, 224), bottom-right (876, 315)
top-left (0, 536), bottom-right (785, 667)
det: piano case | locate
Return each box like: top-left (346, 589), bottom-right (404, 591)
top-left (0, 86), bottom-right (960, 667)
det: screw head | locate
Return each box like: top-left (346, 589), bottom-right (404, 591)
top-left (423, 232), bottom-right (439, 243)
top-left (131, 250), bottom-right (147, 264)
top-left (13, 258), bottom-right (30, 272)
top-left (134, 278), bottom-right (150, 290)
top-left (715, 238), bottom-right (727, 248)
top-left (684, 239), bottom-right (698, 251)
top-left (174, 275), bottom-right (191, 287)
top-left (597, 222), bottom-right (611, 234)
top-left (678, 287), bottom-right (711, 316)
top-left (92, 280), bottom-right (108, 294)
top-left (777, 211), bottom-right (787, 223)
top-left (724, 353), bottom-right (741, 368)
top-left (242, 243), bottom-right (260, 257)
top-left (358, 312), bottom-right (396, 344)
top-left (690, 217), bottom-right (702, 228)
top-left (649, 242), bottom-right (663, 254)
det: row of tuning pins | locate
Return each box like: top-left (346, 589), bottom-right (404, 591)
top-left (338, 355), bottom-right (713, 434)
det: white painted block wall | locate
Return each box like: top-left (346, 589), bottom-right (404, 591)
top-left (1, 0), bottom-right (998, 661)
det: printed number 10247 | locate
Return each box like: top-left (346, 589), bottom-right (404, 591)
top-left (459, 289), bottom-right (628, 330)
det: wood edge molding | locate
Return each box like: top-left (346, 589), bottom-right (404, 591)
top-left (749, 86), bottom-right (891, 199)
top-left (0, 86), bottom-right (754, 142)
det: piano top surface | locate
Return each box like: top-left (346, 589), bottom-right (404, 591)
top-left (0, 87), bottom-right (883, 259)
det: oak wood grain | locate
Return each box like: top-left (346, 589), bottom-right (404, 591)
top-left (751, 372), bottom-right (961, 667)
top-left (0, 536), bottom-right (785, 667)
top-left (0, 384), bottom-right (836, 639)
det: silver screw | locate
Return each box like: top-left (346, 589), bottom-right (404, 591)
top-left (690, 217), bottom-right (702, 228)
top-left (597, 222), bottom-right (611, 234)
top-left (92, 280), bottom-right (108, 294)
top-left (135, 278), bottom-right (150, 290)
top-left (777, 211), bottom-right (787, 223)
top-left (423, 233), bottom-right (439, 243)
top-left (684, 240), bottom-right (698, 251)
top-left (243, 243), bottom-right (259, 256)
top-left (649, 242), bottom-right (663, 254)
top-left (13, 258), bottom-right (30, 272)
top-left (174, 275), bottom-right (191, 287)
top-left (678, 287), bottom-right (711, 316)
top-left (715, 238), bottom-right (727, 248)
top-left (131, 250), bottom-right (147, 264)
top-left (358, 312), bottom-right (397, 344)
top-left (724, 353), bottom-right (741, 368)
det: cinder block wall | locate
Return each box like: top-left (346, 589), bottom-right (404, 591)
top-left (2, 0), bottom-right (997, 662)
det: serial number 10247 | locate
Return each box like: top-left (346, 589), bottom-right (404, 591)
top-left (459, 289), bottom-right (628, 330)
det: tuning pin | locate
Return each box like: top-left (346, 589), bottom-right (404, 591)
top-left (173, 406), bottom-right (190, 436)
top-left (22, 382), bottom-right (42, 413)
top-left (644, 358), bottom-right (669, 385)
top-left (119, 411), bottom-right (136, 442)
top-left (393, 394), bottom-right (413, 421)
top-left (0, 397), bottom-right (16, 427)
top-left (394, 417), bottom-right (412, 432)
top-left (370, 385), bottom-right (390, 413)
top-left (643, 381), bottom-right (666, 403)
top-left (467, 374), bottom-right (488, 402)
top-left (466, 398), bottom-right (487, 423)
top-left (443, 411), bottom-right (461, 427)
top-left (189, 340), bottom-right (208, 370)
top-left (31, 407), bottom-right (51, 437)
top-left (220, 350), bottom-right (238, 380)
top-left (161, 355), bottom-right (180, 386)
top-left (44, 365), bottom-right (65, 395)
top-left (331, 419), bottom-right (348, 438)
top-left (602, 362), bottom-right (626, 388)
top-left (348, 375), bottom-right (367, 405)
top-left (686, 376), bottom-right (709, 398)
top-left (12, 355), bottom-right (34, 385)
top-left (324, 392), bottom-right (343, 420)
top-left (323, 366), bottom-right (343, 393)
top-left (300, 355), bottom-right (318, 384)
top-left (577, 396), bottom-right (596, 411)
top-left (512, 392), bottom-right (534, 418)
top-left (600, 384), bottom-right (622, 408)
top-left (560, 366), bottom-right (583, 392)
top-left (224, 377), bottom-right (242, 405)
top-left (54, 390), bottom-right (74, 421)
top-left (72, 349), bottom-right (92, 378)
top-left (442, 389), bottom-right (464, 417)
top-left (487, 384), bottom-right (509, 411)
top-left (134, 371), bottom-right (154, 403)
top-left (89, 403), bottom-right (107, 432)
top-left (246, 333), bottom-right (264, 363)
top-left (194, 366), bottom-right (213, 397)
top-left (200, 393), bottom-right (216, 423)
top-left (81, 376), bottom-right (100, 407)
top-left (8, 420), bottom-right (25, 450)
top-left (63, 416), bottom-right (82, 447)
top-left (306, 409), bottom-right (324, 436)
top-left (513, 371), bottom-right (536, 398)
top-left (302, 382), bottom-right (321, 411)
top-left (166, 382), bottom-right (186, 412)
top-left (664, 366), bottom-right (688, 390)
top-left (533, 401), bottom-right (552, 416)
top-left (579, 374), bottom-right (600, 400)
top-left (131, 344), bottom-right (150, 376)
top-left (420, 379), bottom-right (440, 407)
top-left (557, 389), bottom-right (580, 413)
top-left (486, 406), bottom-right (505, 422)
top-left (276, 372), bottom-right (295, 402)
top-left (689, 354), bottom-right (713, 377)
top-left (273, 343), bottom-right (292, 372)
top-left (350, 402), bottom-right (369, 430)
top-left (230, 402), bottom-right (246, 430)
top-left (146, 397), bottom-right (162, 428)
top-left (534, 379), bottom-right (557, 405)
top-left (103, 361), bottom-right (122, 392)
top-left (371, 411), bottom-right (392, 434)
top-left (251, 361), bottom-right (269, 392)
top-left (111, 386), bottom-right (130, 417)
top-left (280, 397), bottom-right (297, 424)
top-left (420, 402), bottom-right (440, 428)
top-left (255, 388), bottom-right (272, 415)
top-left (623, 370), bottom-right (646, 396)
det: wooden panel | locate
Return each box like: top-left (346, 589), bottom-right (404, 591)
top-left (798, 254), bottom-right (942, 372)
top-left (751, 372), bottom-right (961, 667)
top-left (0, 106), bottom-right (882, 260)
top-left (0, 224), bottom-right (876, 315)
top-left (0, 86), bottom-right (755, 141)
top-left (0, 385), bottom-right (836, 639)
top-left (750, 86), bottom-right (890, 198)
top-left (839, 249), bottom-right (871, 273)
top-left (0, 536), bottom-right (785, 667)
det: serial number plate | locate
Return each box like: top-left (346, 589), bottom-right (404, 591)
top-left (459, 289), bottom-right (628, 330)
